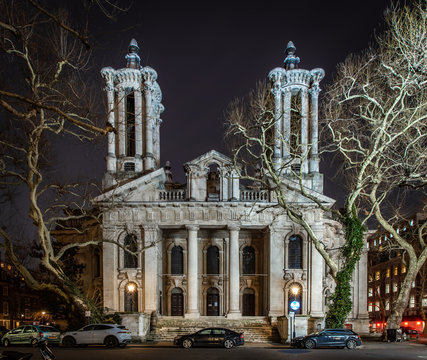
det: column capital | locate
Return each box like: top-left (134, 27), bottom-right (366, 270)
top-left (142, 224), bottom-right (158, 232)
top-left (186, 224), bottom-right (199, 231)
top-left (227, 224), bottom-right (241, 232)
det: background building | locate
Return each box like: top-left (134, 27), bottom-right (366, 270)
top-left (367, 213), bottom-right (427, 334)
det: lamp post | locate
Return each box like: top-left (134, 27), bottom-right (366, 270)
top-left (127, 283), bottom-right (136, 312)
top-left (290, 286), bottom-right (300, 340)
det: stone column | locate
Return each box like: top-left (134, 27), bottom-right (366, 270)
top-left (269, 227), bottom-right (285, 319)
top-left (117, 89), bottom-right (126, 157)
top-left (105, 84), bottom-right (116, 173)
top-left (282, 89), bottom-right (292, 166)
top-left (230, 169), bottom-right (240, 201)
top-left (273, 88), bottom-right (282, 171)
top-left (300, 89), bottom-right (309, 174)
top-left (219, 167), bottom-right (229, 201)
top-left (227, 225), bottom-right (241, 318)
top-left (144, 84), bottom-right (154, 171)
top-left (309, 87), bottom-right (320, 174)
top-left (134, 89), bottom-right (143, 172)
top-left (103, 225), bottom-right (119, 311)
top-left (143, 225), bottom-right (158, 313)
top-left (357, 248), bottom-right (369, 318)
top-left (185, 225), bottom-right (200, 318)
top-left (153, 118), bottom-right (161, 168)
top-left (309, 226), bottom-right (324, 317)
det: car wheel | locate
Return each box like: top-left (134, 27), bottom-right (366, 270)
top-left (346, 339), bottom-right (357, 349)
top-left (3, 339), bottom-right (10, 347)
top-left (31, 338), bottom-right (38, 347)
top-left (223, 339), bottom-right (234, 349)
top-left (304, 339), bottom-right (315, 349)
top-left (62, 336), bottom-right (76, 347)
top-left (182, 339), bottom-right (193, 349)
top-left (105, 336), bottom-right (119, 348)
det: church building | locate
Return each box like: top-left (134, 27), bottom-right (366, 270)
top-left (93, 39), bottom-right (369, 341)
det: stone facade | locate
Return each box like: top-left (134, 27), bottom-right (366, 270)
top-left (93, 40), bottom-right (369, 341)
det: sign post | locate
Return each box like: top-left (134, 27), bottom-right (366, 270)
top-left (289, 301), bottom-right (300, 340)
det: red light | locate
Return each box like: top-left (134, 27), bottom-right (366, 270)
top-left (404, 322), bottom-right (408, 326)
top-left (417, 321), bottom-right (421, 325)
top-left (376, 323), bottom-right (381, 327)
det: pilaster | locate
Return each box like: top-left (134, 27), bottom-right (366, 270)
top-left (268, 227), bottom-right (285, 318)
top-left (227, 224), bottom-right (241, 318)
top-left (185, 225), bottom-right (200, 318)
top-left (143, 225), bottom-right (159, 313)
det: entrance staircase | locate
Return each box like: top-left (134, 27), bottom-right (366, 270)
top-left (147, 316), bottom-right (281, 343)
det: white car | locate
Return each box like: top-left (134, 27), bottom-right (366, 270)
top-left (61, 324), bottom-right (131, 348)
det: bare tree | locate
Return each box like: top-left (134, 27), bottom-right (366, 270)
top-left (0, 0), bottom-right (135, 322)
top-left (226, 1), bottom-right (426, 328)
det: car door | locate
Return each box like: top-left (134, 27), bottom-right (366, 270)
top-left (77, 325), bottom-right (96, 344)
top-left (23, 325), bottom-right (37, 344)
top-left (194, 329), bottom-right (212, 346)
top-left (329, 330), bottom-right (346, 346)
top-left (211, 329), bottom-right (226, 346)
top-left (315, 331), bottom-right (331, 347)
top-left (9, 326), bottom-right (25, 344)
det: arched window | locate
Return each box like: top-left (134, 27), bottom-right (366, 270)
top-left (171, 246), bottom-right (183, 275)
top-left (126, 92), bottom-right (135, 157)
top-left (124, 234), bottom-right (138, 268)
top-left (288, 283), bottom-right (302, 315)
top-left (207, 246), bottom-right (219, 275)
top-left (242, 246), bottom-right (255, 275)
top-left (124, 282), bottom-right (138, 312)
top-left (206, 164), bottom-right (220, 201)
top-left (288, 235), bottom-right (302, 269)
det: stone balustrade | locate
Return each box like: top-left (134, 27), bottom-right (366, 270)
top-left (158, 189), bottom-right (186, 201)
top-left (240, 190), bottom-right (270, 202)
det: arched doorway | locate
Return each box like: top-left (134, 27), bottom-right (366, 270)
top-left (171, 288), bottom-right (183, 316)
top-left (242, 288), bottom-right (255, 316)
top-left (207, 287), bottom-right (220, 316)
top-left (124, 282), bottom-right (138, 312)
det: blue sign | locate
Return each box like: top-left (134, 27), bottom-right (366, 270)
top-left (290, 300), bottom-right (300, 311)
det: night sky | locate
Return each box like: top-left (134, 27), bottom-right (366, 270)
top-left (60, 0), bottom-right (394, 191)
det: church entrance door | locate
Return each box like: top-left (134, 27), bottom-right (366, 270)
top-left (207, 287), bottom-right (219, 316)
top-left (171, 288), bottom-right (183, 316)
top-left (242, 288), bottom-right (255, 316)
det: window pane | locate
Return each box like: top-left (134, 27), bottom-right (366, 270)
top-left (242, 246), bottom-right (255, 275)
top-left (124, 235), bottom-right (138, 268)
top-left (171, 246), bottom-right (183, 275)
top-left (288, 235), bottom-right (302, 269)
top-left (207, 246), bottom-right (219, 275)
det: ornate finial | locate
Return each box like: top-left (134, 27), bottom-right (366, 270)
top-left (125, 39), bottom-right (141, 69)
top-left (283, 41), bottom-right (300, 70)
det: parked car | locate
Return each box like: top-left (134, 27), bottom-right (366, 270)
top-left (401, 327), bottom-right (420, 338)
top-left (0, 326), bottom-right (9, 339)
top-left (61, 324), bottom-right (131, 348)
top-left (291, 328), bottom-right (362, 349)
top-left (2, 325), bottom-right (61, 347)
top-left (174, 327), bottom-right (244, 349)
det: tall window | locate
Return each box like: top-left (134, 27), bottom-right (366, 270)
top-left (171, 246), bottom-right (183, 275)
top-left (242, 246), bottom-right (255, 275)
top-left (124, 234), bottom-right (138, 268)
top-left (288, 235), bottom-right (302, 269)
top-left (124, 283), bottom-right (138, 312)
top-left (207, 246), bottom-right (219, 275)
top-left (126, 92), bottom-right (135, 157)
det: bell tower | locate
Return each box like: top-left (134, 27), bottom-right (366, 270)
top-left (268, 41), bottom-right (325, 192)
top-left (101, 39), bottom-right (164, 189)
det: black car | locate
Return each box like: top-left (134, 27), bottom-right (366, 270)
top-left (174, 328), bottom-right (244, 349)
top-left (291, 328), bottom-right (362, 349)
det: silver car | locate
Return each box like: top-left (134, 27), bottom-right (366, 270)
top-left (2, 325), bottom-right (61, 346)
top-left (61, 324), bottom-right (131, 348)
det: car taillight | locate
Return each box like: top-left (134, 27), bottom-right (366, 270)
top-left (240, 333), bottom-right (244, 339)
top-left (38, 332), bottom-right (43, 338)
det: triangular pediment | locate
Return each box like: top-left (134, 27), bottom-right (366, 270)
top-left (184, 150), bottom-right (233, 169)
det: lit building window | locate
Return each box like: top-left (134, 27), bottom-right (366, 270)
top-left (411, 281), bottom-right (416, 288)
top-left (368, 303), bottom-right (373, 312)
top-left (385, 283), bottom-right (390, 294)
top-left (401, 265), bottom-right (406, 274)
top-left (375, 300), bottom-right (380, 311)
top-left (374, 240), bottom-right (377, 246)
top-left (422, 297), bottom-right (427, 307)
top-left (410, 295), bottom-right (415, 308)
top-left (375, 271), bottom-right (381, 281)
top-left (386, 268), bottom-right (391, 277)
top-left (393, 282), bottom-right (398, 292)
top-left (376, 286), bottom-right (380, 295)
top-left (368, 288), bottom-right (373, 296)
top-left (2, 302), bottom-right (8, 315)
top-left (385, 302), bottom-right (390, 310)
top-left (394, 266), bottom-right (398, 276)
